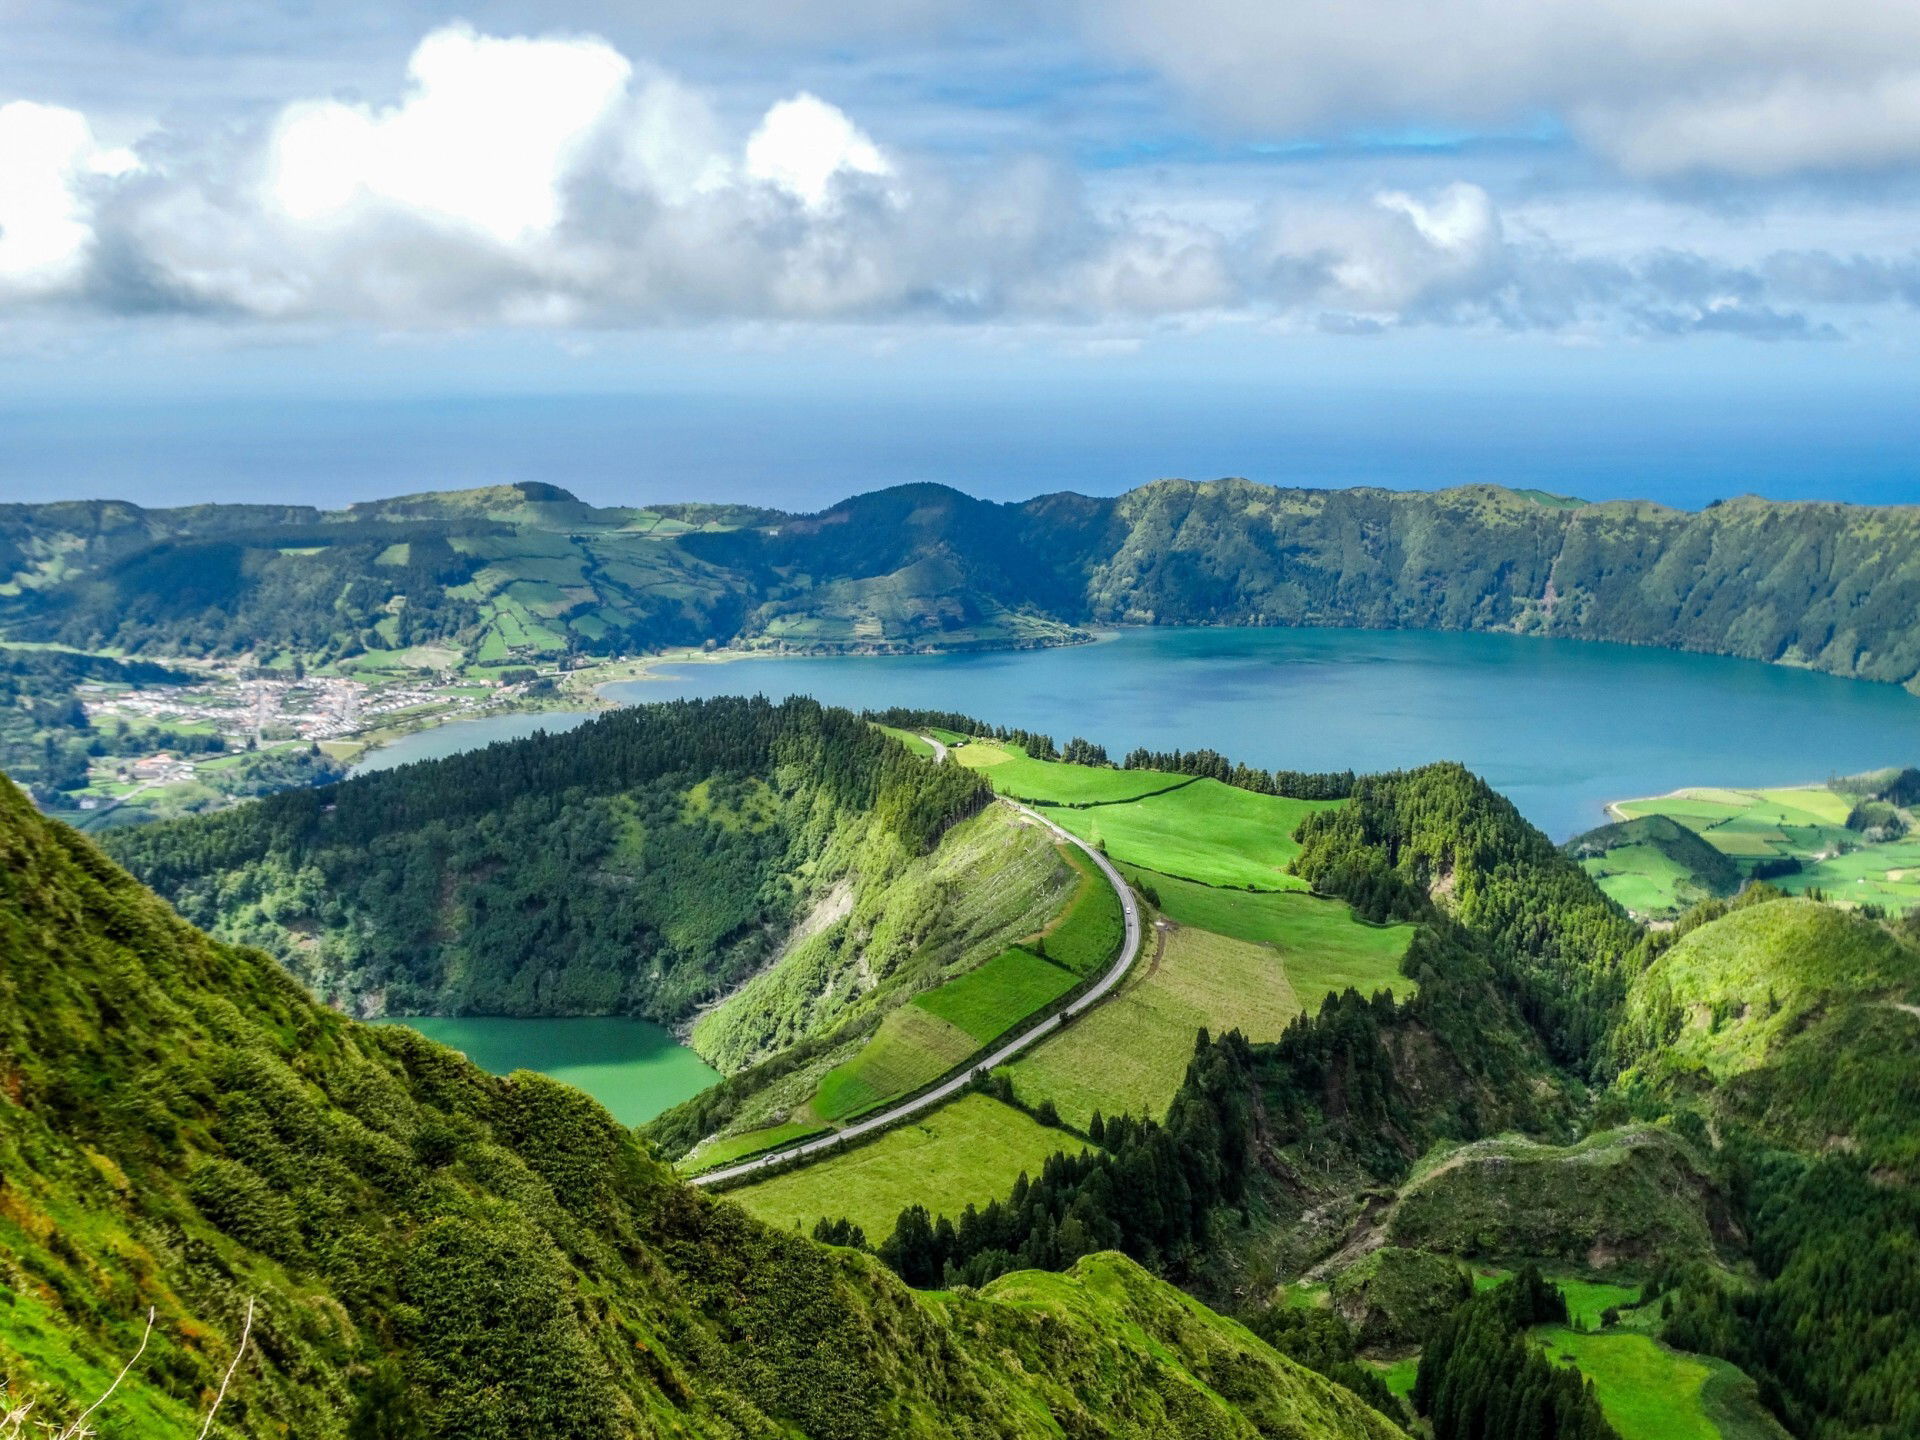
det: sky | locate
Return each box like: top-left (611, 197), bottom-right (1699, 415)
top-left (2, 0), bottom-right (1919, 511)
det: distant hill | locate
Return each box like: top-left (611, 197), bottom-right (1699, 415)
top-left (1563, 814), bottom-right (1741, 916)
top-left (10, 478), bottom-right (1920, 685)
top-left (0, 767), bottom-right (1407, 1439)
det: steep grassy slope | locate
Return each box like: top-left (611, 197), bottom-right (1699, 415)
top-left (689, 802), bottom-right (1075, 1072)
top-left (0, 773), bottom-right (1409, 1440)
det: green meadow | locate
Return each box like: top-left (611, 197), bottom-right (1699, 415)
top-left (1002, 924), bottom-right (1303, 1127)
top-left (1595, 782), bottom-right (1920, 914)
top-left (1540, 1330), bottom-right (1788, 1440)
top-left (914, 947), bottom-right (1080, 1044)
top-left (1051, 779), bottom-right (1337, 890)
top-left (726, 1093), bottom-right (1087, 1239)
top-left (682, 1121), bottom-right (830, 1172)
top-left (1031, 844), bottom-right (1125, 975)
top-left (955, 740), bottom-right (1191, 805)
top-left (1129, 868), bottom-right (1416, 1002)
top-left (811, 1005), bottom-right (981, 1122)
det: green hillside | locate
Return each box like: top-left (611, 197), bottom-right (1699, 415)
top-left (0, 769), bottom-right (1413, 1439)
top-left (17, 477), bottom-right (1920, 686)
top-left (1565, 815), bottom-right (1741, 918)
top-left (102, 698), bottom-right (995, 1024)
top-left (1384, 1128), bottom-right (1729, 1268)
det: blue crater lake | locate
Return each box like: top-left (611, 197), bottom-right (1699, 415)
top-left (606, 627), bottom-right (1920, 842)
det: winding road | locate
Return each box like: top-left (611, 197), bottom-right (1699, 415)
top-left (689, 734), bottom-right (1144, 1188)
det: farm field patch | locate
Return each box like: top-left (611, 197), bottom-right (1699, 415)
top-left (955, 740), bottom-right (1190, 805)
top-left (913, 947), bottom-right (1080, 1045)
top-left (1002, 924), bottom-right (1301, 1127)
top-left (681, 1121), bottom-right (830, 1173)
top-left (1539, 1330), bottom-right (1785, 1440)
top-left (725, 1094), bottom-right (1086, 1238)
top-left (1595, 782), bottom-right (1920, 914)
top-left (1029, 844), bottom-right (1125, 976)
top-left (1049, 779), bottom-right (1337, 891)
top-left (810, 1005), bottom-right (979, 1122)
top-left (1128, 868), bottom-right (1415, 1003)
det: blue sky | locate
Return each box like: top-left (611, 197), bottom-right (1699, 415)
top-left (3, 1), bottom-right (1920, 510)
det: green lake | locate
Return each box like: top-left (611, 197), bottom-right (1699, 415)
top-left (374, 1016), bottom-right (719, 1126)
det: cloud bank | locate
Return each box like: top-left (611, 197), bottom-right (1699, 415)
top-left (1090, 0), bottom-right (1920, 179)
top-left (0, 21), bottom-right (1916, 339)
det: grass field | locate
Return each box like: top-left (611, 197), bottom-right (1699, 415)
top-left (811, 1005), bottom-right (981, 1121)
top-left (1031, 845), bottom-right (1125, 975)
top-left (1580, 843), bottom-right (1711, 915)
top-left (1051, 780), bottom-right (1337, 891)
top-left (877, 724), bottom-right (937, 758)
top-left (1599, 782), bottom-right (1920, 913)
top-left (913, 947), bottom-right (1080, 1044)
top-left (1539, 1330), bottom-right (1786, 1440)
top-left (1002, 923), bottom-right (1302, 1127)
top-left (681, 1121), bottom-right (830, 1172)
top-left (1129, 868), bottom-right (1416, 1003)
top-left (955, 741), bottom-right (1191, 805)
top-left (725, 1093), bottom-right (1085, 1237)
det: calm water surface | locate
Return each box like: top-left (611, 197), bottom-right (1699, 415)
top-left (351, 710), bottom-right (596, 775)
top-left (374, 1016), bottom-right (718, 1126)
top-left (606, 627), bottom-right (1920, 841)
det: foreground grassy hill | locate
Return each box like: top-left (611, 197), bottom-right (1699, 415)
top-left (0, 770), bottom-right (1410, 1439)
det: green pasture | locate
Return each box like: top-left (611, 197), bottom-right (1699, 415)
top-left (955, 740), bottom-right (1190, 805)
top-left (1581, 844), bottom-right (1703, 915)
top-left (811, 1006), bottom-right (978, 1122)
top-left (1050, 780), bottom-right (1336, 891)
top-left (876, 724), bottom-right (937, 758)
top-left (1002, 923), bottom-right (1302, 1127)
top-left (1539, 1330), bottom-right (1785, 1440)
top-left (1128, 868), bottom-right (1415, 1003)
top-left (726, 1094), bottom-right (1085, 1238)
top-left (913, 947), bottom-right (1080, 1045)
top-left (1608, 782), bottom-right (1920, 910)
top-left (681, 1121), bottom-right (830, 1173)
top-left (1030, 845), bottom-right (1124, 976)
top-left (1782, 838), bottom-right (1920, 909)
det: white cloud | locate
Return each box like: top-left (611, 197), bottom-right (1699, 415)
top-left (1085, 0), bottom-right (1920, 178)
top-left (3, 20), bottom-right (1919, 341)
top-left (267, 23), bottom-right (633, 241)
top-left (0, 100), bottom-right (135, 295)
top-left (744, 93), bottom-right (893, 210)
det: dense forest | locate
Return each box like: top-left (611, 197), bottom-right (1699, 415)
top-left (1413, 1270), bottom-right (1616, 1440)
top-left (104, 697), bottom-right (988, 1019)
top-left (12, 478), bottom-right (1920, 686)
top-left (0, 765), bottom-right (1409, 1439)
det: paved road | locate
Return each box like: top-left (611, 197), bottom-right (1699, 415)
top-left (689, 775), bottom-right (1143, 1188)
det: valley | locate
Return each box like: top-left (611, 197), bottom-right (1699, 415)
top-left (7, 691), bottom-right (1920, 1437)
top-left (5, 483), bottom-right (1920, 1439)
